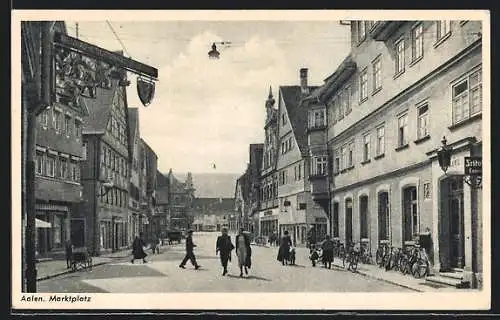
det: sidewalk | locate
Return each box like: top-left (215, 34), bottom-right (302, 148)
top-left (253, 244), bottom-right (460, 292)
top-left (36, 249), bottom-right (132, 281)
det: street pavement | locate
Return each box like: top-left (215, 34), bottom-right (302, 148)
top-left (37, 232), bottom-right (412, 293)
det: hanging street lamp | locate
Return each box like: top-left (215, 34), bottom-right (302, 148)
top-left (436, 136), bottom-right (482, 189)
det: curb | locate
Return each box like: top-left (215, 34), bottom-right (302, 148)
top-left (36, 255), bottom-right (130, 282)
top-left (330, 262), bottom-right (423, 292)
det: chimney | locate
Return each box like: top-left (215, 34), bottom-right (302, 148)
top-left (300, 68), bottom-right (309, 95)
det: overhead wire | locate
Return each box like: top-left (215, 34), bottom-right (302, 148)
top-left (105, 20), bottom-right (132, 58)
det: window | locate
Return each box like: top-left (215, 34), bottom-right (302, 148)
top-left (46, 156), bottom-right (55, 177)
top-left (53, 110), bottom-right (62, 131)
top-left (395, 38), bottom-right (405, 75)
top-left (343, 86), bottom-right (352, 115)
top-left (297, 164), bottom-right (302, 180)
top-left (282, 113), bottom-right (287, 126)
top-left (65, 115), bottom-right (72, 135)
top-left (341, 146), bottom-right (347, 171)
top-left (423, 182), bottom-right (431, 199)
top-left (53, 215), bottom-right (62, 248)
top-left (403, 186), bottom-right (419, 241)
top-left (337, 96), bottom-right (344, 120)
top-left (376, 125), bottom-right (385, 156)
top-left (334, 150), bottom-right (340, 174)
top-left (362, 133), bottom-right (371, 162)
top-left (59, 158), bottom-right (68, 179)
top-left (299, 203), bottom-right (307, 210)
top-left (75, 120), bottom-right (81, 137)
top-left (312, 156), bottom-right (328, 176)
top-left (40, 110), bottom-right (48, 126)
top-left (348, 141), bottom-right (354, 167)
top-left (436, 20), bottom-right (451, 41)
top-left (360, 68), bottom-right (368, 102)
top-left (36, 153), bottom-right (44, 175)
top-left (397, 113), bottom-right (408, 147)
top-left (452, 68), bottom-right (482, 124)
top-left (309, 108), bottom-right (326, 128)
top-left (411, 23), bottom-right (424, 61)
top-left (72, 161), bottom-right (80, 181)
top-left (357, 21), bottom-right (366, 43)
top-left (82, 142), bottom-right (88, 160)
top-left (417, 103), bottom-right (429, 139)
top-left (372, 57), bottom-right (382, 92)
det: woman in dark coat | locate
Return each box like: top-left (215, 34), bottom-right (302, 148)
top-left (235, 228), bottom-right (252, 277)
top-left (131, 232), bottom-right (148, 264)
top-left (277, 230), bottom-right (293, 266)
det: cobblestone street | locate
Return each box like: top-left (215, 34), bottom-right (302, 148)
top-left (37, 232), bottom-right (414, 293)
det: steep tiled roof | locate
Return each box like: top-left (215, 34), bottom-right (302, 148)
top-left (156, 170), bottom-right (169, 187)
top-left (155, 186), bottom-right (169, 205)
top-left (169, 171), bottom-right (187, 194)
top-left (280, 85), bottom-right (319, 155)
top-left (236, 171), bottom-right (249, 202)
top-left (81, 80), bottom-right (119, 134)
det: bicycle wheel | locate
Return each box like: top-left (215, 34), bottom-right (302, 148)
top-left (350, 256), bottom-right (359, 272)
top-left (412, 259), bottom-right (428, 278)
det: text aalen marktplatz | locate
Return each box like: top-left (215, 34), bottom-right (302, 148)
top-left (21, 294), bottom-right (92, 303)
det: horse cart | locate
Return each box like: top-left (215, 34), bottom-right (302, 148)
top-left (70, 247), bottom-right (93, 272)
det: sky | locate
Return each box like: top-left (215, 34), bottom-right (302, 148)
top-left (66, 20), bottom-right (351, 174)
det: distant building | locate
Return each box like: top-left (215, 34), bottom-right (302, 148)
top-left (191, 198), bottom-right (234, 232)
top-left (139, 138), bottom-right (158, 240)
top-left (127, 108), bottom-right (142, 244)
top-left (234, 144), bottom-right (263, 234)
top-left (166, 169), bottom-right (195, 230)
top-left (154, 170), bottom-right (170, 238)
top-left (258, 87), bottom-right (280, 239)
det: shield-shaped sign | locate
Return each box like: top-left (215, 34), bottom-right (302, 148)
top-left (137, 77), bottom-right (155, 107)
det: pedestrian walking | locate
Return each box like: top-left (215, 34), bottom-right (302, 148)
top-left (277, 230), bottom-right (293, 266)
top-left (235, 228), bottom-right (252, 277)
top-left (216, 227), bottom-right (235, 276)
top-left (321, 234), bottom-right (335, 269)
top-left (307, 226), bottom-right (317, 250)
top-left (131, 232), bottom-right (148, 264)
top-left (65, 239), bottom-right (73, 269)
top-left (179, 230), bottom-right (201, 270)
top-left (309, 244), bottom-right (320, 267)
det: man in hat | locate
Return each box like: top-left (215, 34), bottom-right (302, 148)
top-left (179, 229), bottom-right (201, 270)
top-left (216, 227), bottom-right (234, 276)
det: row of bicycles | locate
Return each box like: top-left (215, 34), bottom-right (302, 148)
top-left (325, 240), bottom-right (430, 278)
top-left (375, 243), bottom-right (431, 278)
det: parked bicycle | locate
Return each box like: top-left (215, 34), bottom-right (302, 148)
top-left (375, 242), bottom-right (391, 268)
top-left (359, 242), bottom-right (372, 264)
top-left (343, 242), bottom-right (360, 272)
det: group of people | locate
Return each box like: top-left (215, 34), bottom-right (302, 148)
top-left (130, 227), bottom-right (337, 276)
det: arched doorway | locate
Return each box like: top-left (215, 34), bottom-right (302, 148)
top-left (378, 191), bottom-right (390, 242)
top-left (439, 175), bottom-right (465, 270)
top-left (345, 198), bottom-right (353, 244)
top-left (359, 195), bottom-right (369, 240)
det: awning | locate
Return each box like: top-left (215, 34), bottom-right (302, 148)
top-left (36, 218), bottom-right (51, 228)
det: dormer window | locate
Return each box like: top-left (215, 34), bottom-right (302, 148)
top-left (308, 108), bottom-right (326, 129)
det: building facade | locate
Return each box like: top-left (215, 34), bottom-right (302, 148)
top-left (29, 22), bottom-right (87, 257)
top-left (153, 170), bottom-right (170, 238)
top-left (276, 69), bottom-right (329, 246)
top-left (192, 198), bottom-right (235, 232)
top-left (258, 88), bottom-right (280, 239)
top-left (127, 108), bottom-right (141, 244)
top-left (316, 20), bottom-right (482, 288)
top-left (77, 74), bottom-right (132, 256)
top-left (138, 138), bottom-right (158, 241)
top-left (167, 169), bottom-right (195, 230)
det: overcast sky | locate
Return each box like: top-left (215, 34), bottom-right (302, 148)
top-left (66, 20), bottom-right (350, 174)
